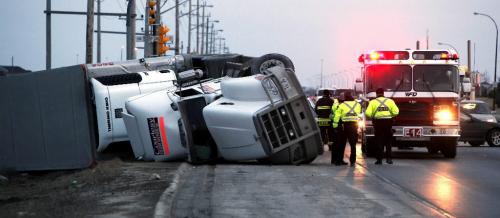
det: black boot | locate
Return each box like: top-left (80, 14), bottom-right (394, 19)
top-left (386, 159), bottom-right (393, 164)
top-left (374, 160), bottom-right (382, 165)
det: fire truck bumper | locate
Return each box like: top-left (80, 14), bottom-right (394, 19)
top-left (365, 126), bottom-right (460, 141)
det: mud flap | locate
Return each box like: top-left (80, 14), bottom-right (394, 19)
top-left (177, 96), bottom-right (218, 164)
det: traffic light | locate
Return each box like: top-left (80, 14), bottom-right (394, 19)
top-left (157, 24), bottom-right (171, 56)
top-left (148, 0), bottom-right (157, 25)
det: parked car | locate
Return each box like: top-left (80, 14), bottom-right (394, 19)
top-left (460, 100), bottom-right (500, 146)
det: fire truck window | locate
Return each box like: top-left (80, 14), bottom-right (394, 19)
top-left (412, 51), bottom-right (448, 60)
top-left (366, 65), bottom-right (411, 92)
top-left (413, 65), bottom-right (458, 92)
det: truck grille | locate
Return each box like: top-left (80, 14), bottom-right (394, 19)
top-left (394, 102), bottom-right (432, 126)
top-left (261, 105), bottom-right (298, 149)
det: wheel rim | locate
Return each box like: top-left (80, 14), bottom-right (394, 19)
top-left (491, 131), bottom-right (500, 146)
top-left (259, 59), bottom-right (285, 74)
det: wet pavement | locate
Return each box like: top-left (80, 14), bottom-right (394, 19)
top-left (167, 150), bottom-right (441, 217)
top-left (363, 144), bottom-right (500, 218)
top-left (165, 144), bottom-right (500, 218)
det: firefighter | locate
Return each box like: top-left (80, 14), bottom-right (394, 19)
top-left (333, 91), bottom-right (361, 166)
top-left (315, 90), bottom-right (335, 147)
top-left (365, 88), bottom-right (399, 165)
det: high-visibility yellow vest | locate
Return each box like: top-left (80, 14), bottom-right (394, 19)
top-left (330, 99), bottom-right (340, 128)
top-left (365, 97), bottom-right (399, 119)
top-left (334, 101), bottom-right (362, 124)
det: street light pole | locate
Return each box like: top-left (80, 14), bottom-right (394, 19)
top-left (320, 59), bottom-right (323, 88)
top-left (474, 12), bottom-right (498, 110)
top-left (437, 42), bottom-right (458, 54)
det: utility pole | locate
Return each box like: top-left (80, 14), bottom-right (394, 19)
top-left (175, 0), bottom-right (180, 54)
top-left (187, 0), bottom-right (192, 53)
top-left (205, 15), bottom-right (209, 54)
top-left (218, 37), bottom-right (223, 54)
top-left (46, 0), bottom-right (51, 69)
top-left (86, 0), bottom-right (95, 64)
top-left (468, 40), bottom-right (475, 100)
top-left (426, 29), bottom-right (429, 50)
top-left (200, 2), bottom-right (206, 54)
top-left (97, 0), bottom-right (102, 63)
top-left (196, 0), bottom-right (200, 53)
top-left (416, 40), bottom-right (420, 50)
top-left (126, 0), bottom-right (136, 60)
top-left (210, 23), bottom-right (214, 53)
top-left (320, 59), bottom-right (324, 87)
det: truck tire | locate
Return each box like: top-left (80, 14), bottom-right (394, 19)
top-left (486, 129), bottom-right (500, 147)
top-left (250, 53), bottom-right (295, 75)
top-left (468, 141), bottom-right (484, 147)
top-left (441, 140), bottom-right (457, 158)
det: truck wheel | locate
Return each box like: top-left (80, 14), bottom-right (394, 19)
top-left (486, 129), bottom-right (500, 147)
top-left (427, 146), bottom-right (439, 154)
top-left (250, 53), bottom-right (295, 75)
top-left (441, 140), bottom-right (457, 158)
top-left (468, 141), bottom-right (484, 147)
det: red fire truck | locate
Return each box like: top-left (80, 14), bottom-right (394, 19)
top-left (358, 50), bottom-right (461, 158)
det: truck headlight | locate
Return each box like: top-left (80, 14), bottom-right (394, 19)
top-left (434, 109), bottom-right (453, 121)
top-left (433, 106), bottom-right (459, 125)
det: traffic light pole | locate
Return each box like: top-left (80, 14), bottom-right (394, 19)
top-left (46, 0), bottom-right (51, 70)
top-left (175, 0), bottom-right (180, 54)
top-left (187, 0), bottom-right (192, 54)
top-left (85, 0), bottom-right (94, 64)
top-left (126, 0), bottom-right (136, 60)
top-left (97, 0), bottom-right (102, 63)
top-left (196, 0), bottom-right (200, 53)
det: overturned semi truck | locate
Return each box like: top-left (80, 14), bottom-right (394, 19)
top-left (86, 53), bottom-right (323, 164)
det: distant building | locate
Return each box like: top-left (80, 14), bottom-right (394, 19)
top-left (0, 65), bottom-right (30, 76)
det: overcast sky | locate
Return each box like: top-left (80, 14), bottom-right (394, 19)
top-left (1, 0), bottom-right (499, 87)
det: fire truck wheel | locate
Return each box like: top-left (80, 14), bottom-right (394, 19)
top-left (427, 146), bottom-right (440, 154)
top-left (486, 129), bottom-right (500, 147)
top-left (468, 141), bottom-right (484, 147)
top-left (250, 53), bottom-right (295, 75)
top-left (441, 140), bottom-right (457, 158)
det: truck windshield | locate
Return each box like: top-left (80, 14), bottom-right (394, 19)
top-left (413, 65), bottom-right (458, 92)
top-left (366, 65), bottom-right (411, 92)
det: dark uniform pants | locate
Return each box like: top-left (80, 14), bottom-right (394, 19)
top-left (336, 122), bottom-right (358, 164)
top-left (331, 127), bottom-right (341, 163)
top-left (319, 125), bottom-right (334, 145)
top-left (373, 119), bottom-right (393, 161)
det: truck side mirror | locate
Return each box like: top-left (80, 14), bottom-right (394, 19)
top-left (354, 78), bottom-right (363, 93)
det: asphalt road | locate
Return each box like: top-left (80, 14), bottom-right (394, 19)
top-left (364, 143), bottom-right (500, 218)
top-left (166, 144), bottom-right (500, 218)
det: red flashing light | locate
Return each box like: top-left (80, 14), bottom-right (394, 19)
top-left (440, 53), bottom-right (459, 60)
top-left (358, 54), bottom-right (365, 63)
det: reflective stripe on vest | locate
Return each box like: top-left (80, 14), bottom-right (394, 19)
top-left (373, 98), bottom-right (393, 119)
top-left (342, 102), bottom-right (359, 122)
top-left (317, 106), bottom-right (331, 110)
top-left (317, 117), bottom-right (331, 126)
